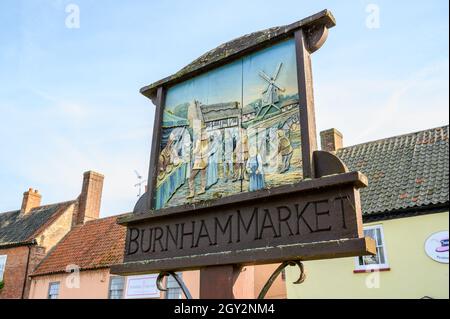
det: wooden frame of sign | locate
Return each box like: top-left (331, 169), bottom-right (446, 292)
top-left (111, 10), bottom-right (376, 298)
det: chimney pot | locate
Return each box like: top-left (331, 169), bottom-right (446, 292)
top-left (76, 171), bottom-right (104, 225)
top-left (320, 128), bottom-right (344, 152)
top-left (21, 188), bottom-right (42, 215)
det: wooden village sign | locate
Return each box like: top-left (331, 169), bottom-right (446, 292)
top-left (111, 10), bottom-right (376, 299)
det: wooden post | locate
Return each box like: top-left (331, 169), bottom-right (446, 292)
top-left (295, 29), bottom-right (319, 179)
top-left (146, 86), bottom-right (166, 210)
top-left (200, 265), bottom-right (238, 299)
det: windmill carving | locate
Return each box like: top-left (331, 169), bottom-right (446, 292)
top-left (258, 62), bottom-right (286, 118)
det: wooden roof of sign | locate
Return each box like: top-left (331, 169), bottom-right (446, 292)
top-left (140, 9), bottom-right (336, 101)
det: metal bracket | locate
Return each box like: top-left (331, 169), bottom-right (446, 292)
top-left (257, 260), bottom-right (306, 299)
top-left (156, 271), bottom-right (193, 299)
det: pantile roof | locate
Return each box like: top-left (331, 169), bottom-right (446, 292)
top-left (31, 215), bottom-right (127, 276)
top-left (337, 125), bottom-right (449, 216)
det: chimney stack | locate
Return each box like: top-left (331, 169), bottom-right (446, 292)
top-left (21, 188), bottom-right (42, 215)
top-left (77, 171), bottom-right (104, 225)
top-left (320, 128), bottom-right (343, 152)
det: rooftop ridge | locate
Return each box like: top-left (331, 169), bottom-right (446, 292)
top-left (82, 213), bottom-right (131, 225)
top-left (338, 124), bottom-right (449, 151)
top-left (0, 199), bottom-right (77, 216)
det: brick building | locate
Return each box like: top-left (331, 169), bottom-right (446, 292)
top-left (28, 213), bottom-right (203, 299)
top-left (0, 171), bottom-right (104, 299)
top-left (28, 215), bottom-right (130, 299)
top-left (28, 213), bottom-right (285, 299)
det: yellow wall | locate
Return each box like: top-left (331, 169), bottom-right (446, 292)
top-left (286, 212), bottom-right (449, 299)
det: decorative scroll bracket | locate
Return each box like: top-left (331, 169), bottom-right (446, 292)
top-left (156, 271), bottom-right (193, 299)
top-left (304, 24), bottom-right (329, 54)
top-left (258, 260), bottom-right (306, 299)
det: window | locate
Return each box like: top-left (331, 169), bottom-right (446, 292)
top-left (109, 276), bottom-right (125, 299)
top-left (0, 255), bottom-right (7, 281)
top-left (355, 225), bottom-right (389, 271)
top-left (165, 273), bottom-right (182, 299)
top-left (48, 282), bottom-right (60, 299)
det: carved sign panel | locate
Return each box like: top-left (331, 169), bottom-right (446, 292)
top-left (157, 39), bottom-right (303, 209)
top-left (117, 173), bottom-right (374, 273)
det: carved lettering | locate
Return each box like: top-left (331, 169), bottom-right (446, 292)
top-left (314, 200), bottom-right (332, 232)
top-left (194, 220), bottom-right (214, 247)
top-left (335, 197), bottom-right (348, 229)
top-left (126, 196), bottom-right (357, 258)
top-left (237, 208), bottom-right (259, 242)
top-left (258, 209), bottom-right (279, 239)
top-left (141, 228), bottom-right (152, 253)
top-left (295, 202), bottom-right (314, 234)
top-left (127, 228), bottom-right (140, 255)
top-left (214, 215), bottom-right (233, 245)
top-left (180, 221), bottom-right (196, 249)
top-left (152, 227), bottom-right (164, 252)
top-left (277, 206), bottom-right (294, 236)
top-left (164, 224), bottom-right (179, 251)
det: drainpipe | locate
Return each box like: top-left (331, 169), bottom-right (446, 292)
top-left (21, 239), bottom-right (37, 299)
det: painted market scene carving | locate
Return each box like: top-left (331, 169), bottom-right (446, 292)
top-left (156, 39), bottom-right (302, 209)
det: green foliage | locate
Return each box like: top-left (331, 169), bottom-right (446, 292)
top-left (0, 280), bottom-right (4, 290)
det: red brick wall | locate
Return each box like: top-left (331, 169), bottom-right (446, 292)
top-left (0, 245), bottom-right (47, 299)
top-left (0, 246), bottom-right (29, 299)
top-left (24, 246), bottom-right (46, 299)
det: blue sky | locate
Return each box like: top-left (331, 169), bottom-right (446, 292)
top-left (0, 0), bottom-right (448, 217)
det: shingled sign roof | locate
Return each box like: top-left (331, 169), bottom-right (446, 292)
top-left (0, 201), bottom-right (75, 247)
top-left (31, 215), bottom-right (127, 276)
top-left (140, 10), bottom-right (336, 99)
top-left (337, 125), bottom-right (449, 217)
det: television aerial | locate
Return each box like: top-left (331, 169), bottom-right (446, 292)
top-left (134, 170), bottom-right (147, 198)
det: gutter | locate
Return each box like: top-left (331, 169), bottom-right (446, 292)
top-left (0, 239), bottom-right (36, 250)
top-left (363, 202), bottom-right (449, 223)
top-left (30, 265), bottom-right (112, 278)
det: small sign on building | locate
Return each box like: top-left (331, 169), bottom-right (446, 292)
top-left (124, 274), bottom-right (160, 299)
top-left (425, 231), bottom-right (449, 264)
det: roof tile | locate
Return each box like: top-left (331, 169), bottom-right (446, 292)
top-left (32, 215), bottom-right (127, 276)
top-left (337, 125), bottom-right (449, 215)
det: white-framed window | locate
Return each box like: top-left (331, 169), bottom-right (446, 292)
top-left (48, 282), bottom-right (60, 299)
top-left (354, 224), bottom-right (389, 271)
top-left (0, 255), bottom-right (7, 281)
top-left (109, 276), bottom-right (125, 299)
top-left (165, 273), bottom-right (182, 299)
